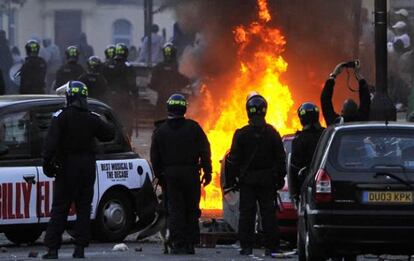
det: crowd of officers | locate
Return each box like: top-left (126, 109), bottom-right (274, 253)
top-left (33, 36), bottom-right (370, 257)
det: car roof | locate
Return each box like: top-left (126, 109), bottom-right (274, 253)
top-left (330, 121), bottom-right (414, 131)
top-left (0, 95), bottom-right (108, 109)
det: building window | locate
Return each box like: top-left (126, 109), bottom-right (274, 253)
top-left (113, 19), bottom-right (132, 46)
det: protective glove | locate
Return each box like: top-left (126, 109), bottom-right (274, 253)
top-left (42, 159), bottom-right (61, 178)
top-left (201, 173), bottom-right (212, 187)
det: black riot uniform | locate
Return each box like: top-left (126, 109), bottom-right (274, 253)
top-left (289, 103), bottom-right (325, 200)
top-left (226, 93), bottom-right (286, 256)
top-left (42, 81), bottom-right (114, 259)
top-left (54, 46), bottom-right (85, 89)
top-left (150, 94), bottom-right (212, 255)
top-left (321, 62), bottom-right (371, 126)
top-left (149, 43), bottom-right (189, 119)
top-left (78, 56), bottom-right (108, 101)
top-left (20, 40), bottom-right (47, 94)
top-left (106, 43), bottom-right (137, 138)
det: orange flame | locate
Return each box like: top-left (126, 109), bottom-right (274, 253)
top-left (194, 0), bottom-right (300, 211)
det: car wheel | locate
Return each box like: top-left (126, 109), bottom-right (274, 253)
top-left (92, 190), bottom-right (134, 242)
top-left (4, 228), bottom-right (42, 245)
top-left (305, 224), bottom-right (325, 261)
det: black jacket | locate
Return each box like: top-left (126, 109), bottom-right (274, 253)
top-left (106, 60), bottom-right (136, 96)
top-left (289, 127), bottom-right (324, 197)
top-left (43, 106), bottom-right (115, 163)
top-left (149, 62), bottom-right (189, 95)
top-left (54, 62), bottom-right (85, 89)
top-left (78, 73), bottom-right (108, 101)
top-left (227, 120), bottom-right (286, 188)
top-left (20, 56), bottom-right (47, 94)
top-left (150, 118), bottom-right (212, 178)
top-left (321, 78), bottom-right (370, 125)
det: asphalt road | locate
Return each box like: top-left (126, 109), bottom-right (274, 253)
top-left (0, 240), bottom-right (412, 261)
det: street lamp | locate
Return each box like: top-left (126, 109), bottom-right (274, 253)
top-left (369, 0), bottom-right (397, 121)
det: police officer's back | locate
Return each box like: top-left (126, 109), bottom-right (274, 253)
top-left (227, 93), bottom-right (286, 256)
top-left (42, 81), bottom-right (114, 259)
top-left (149, 43), bottom-right (189, 119)
top-left (54, 46), bottom-right (85, 89)
top-left (150, 94), bottom-right (212, 255)
top-left (78, 56), bottom-right (108, 101)
top-left (20, 40), bottom-right (47, 94)
top-left (289, 103), bottom-right (324, 201)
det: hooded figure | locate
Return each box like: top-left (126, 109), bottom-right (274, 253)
top-left (321, 62), bottom-right (371, 125)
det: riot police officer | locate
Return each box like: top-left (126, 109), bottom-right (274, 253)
top-left (150, 94), bottom-right (212, 255)
top-left (78, 56), bottom-right (108, 101)
top-left (54, 46), bottom-right (85, 89)
top-left (102, 45), bottom-right (116, 80)
top-left (289, 103), bottom-right (325, 202)
top-left (149, 43), bottom-right (189, 119)
top-left (106, 43), bottom-right (137, 138)
top-left (226, 93), bottom-right (286, 256)
top-left (42, 81), bottom-right (114, 259)
top-left (321, 61), bottom-right (371, 125)
top-left (19, 40), bottom-right (47, 94)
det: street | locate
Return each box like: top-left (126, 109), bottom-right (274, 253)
top-left (0, 238), bottom-right (412, 261)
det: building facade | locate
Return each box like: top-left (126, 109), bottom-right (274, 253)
top-left (0, 0), bottom-right (174, 58)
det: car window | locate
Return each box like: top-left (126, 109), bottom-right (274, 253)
top-left (32, 106), bottom-right (59, 158)
top-left (0, 111), bottom-right (31, 159)
top-left (91, 106), bottom-right (131, 154)
top-left (309, 128), bottom-right (332, 173)
top-left (331, 129), bottom-right (414, 171)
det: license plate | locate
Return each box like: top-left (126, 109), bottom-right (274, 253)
top-left (362, 191), bottom-right (413, 204)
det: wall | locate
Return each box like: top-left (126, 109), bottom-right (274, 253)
top-left (10, 0), bottom-right (174, 58)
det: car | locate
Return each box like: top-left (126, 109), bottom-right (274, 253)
top-left (297, 122), bottom-right (414, 260)
top-left (0, 95), bottom-right (157, 245)
top-left (220, 134), bottom-right (298, 246)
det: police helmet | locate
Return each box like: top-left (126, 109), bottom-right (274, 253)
top-left (246, 93), bottom-right (267, 119)
top-left (25, 40), bottom-right (40, 56)
top-left (104, 44), bottom-right (116, 60)
top-left (87, 56), bottom-right (102, 73)
top-left (64, 81), bottom-right (89, 109)
top-left (167, 94), bottom-right (187, 118)
top-left (65, 46), bottom-right (79, 62)
top-left (297, 102), bottom-right (320, 128)
top-left (115, 43), bottom-right (129, 60)
top-left (163, 43), bottom-right (177, 62)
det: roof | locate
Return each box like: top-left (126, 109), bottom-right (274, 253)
top-left (0, 95), bottom-right (107, 109)
top-left (332, 121), bottom-right (414, 131)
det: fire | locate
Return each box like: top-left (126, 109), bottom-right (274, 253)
top-left (194, 0), bottom-right (300, 211)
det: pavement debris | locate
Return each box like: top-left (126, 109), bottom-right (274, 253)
top-left (112, 243), bottom-right (129, 251)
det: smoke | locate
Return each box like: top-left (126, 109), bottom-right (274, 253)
top-left (163, 0), bottom-right (261, 79)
